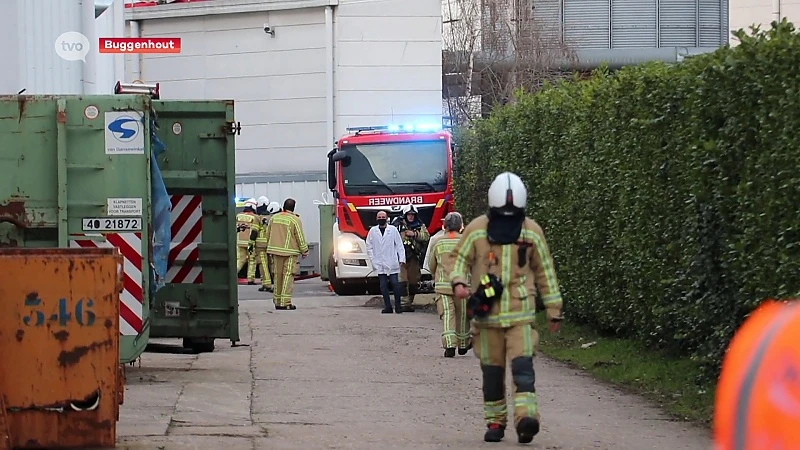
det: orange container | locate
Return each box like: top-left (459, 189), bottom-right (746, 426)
top-left (0, 248), bottom-right (124, 449)
top-left (714, 299), bottom-right (800, 450)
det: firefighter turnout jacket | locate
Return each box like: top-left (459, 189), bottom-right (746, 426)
top-left (428, 231), bottom-right (462, 295)
top-left (236, 211), bottom-right (259, 246)
top-left (265, 211), bottom-right (309, 256)
top-left (450, 215), bottom-right (563, 327)
top-left (255, 214), bottom-right (270, 248)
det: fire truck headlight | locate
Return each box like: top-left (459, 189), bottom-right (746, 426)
top-left (337, 237), bottom-right (362, 254)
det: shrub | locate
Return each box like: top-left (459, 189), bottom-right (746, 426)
top-left (453, 21), bottom-right (800, 382)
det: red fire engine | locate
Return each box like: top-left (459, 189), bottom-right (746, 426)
top-left (324, 123), bottom-right (454, 295)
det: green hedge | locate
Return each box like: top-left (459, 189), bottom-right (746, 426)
top-left (453, 21), bottom-right (800, 382)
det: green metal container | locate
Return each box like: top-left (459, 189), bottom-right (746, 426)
top-left (318, 204), bottom-right (335, 281)
top-left (149, 100), bottom-right (239, 352)
top-left (0, 95), bottom-right (154, 364)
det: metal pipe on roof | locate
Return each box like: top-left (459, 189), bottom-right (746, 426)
top-left (443, 47), bottom-right (720, 72)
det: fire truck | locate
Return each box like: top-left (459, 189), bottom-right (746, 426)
top-left (325, 123), bottom-right (455, 295)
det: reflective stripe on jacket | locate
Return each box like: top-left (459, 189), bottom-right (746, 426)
top-left (265, 211), bottom-right (309, 256)
top-left (450, 215), bottom-right (563, 327)
top-left (236, 212), bottom-right (258, 246)
top-left (255, 214), bottom-right (270, 247)
top-left (427, 231), bottom-right (462, 295)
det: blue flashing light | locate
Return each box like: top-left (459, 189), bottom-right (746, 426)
top-left (346, 122), bottom-right (444, 134)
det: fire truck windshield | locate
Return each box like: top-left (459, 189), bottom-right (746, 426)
top-left (340, 140), bottom-right (448, 196)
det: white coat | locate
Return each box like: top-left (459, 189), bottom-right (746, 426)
top-left (366, 224), bottom-right (406, 275)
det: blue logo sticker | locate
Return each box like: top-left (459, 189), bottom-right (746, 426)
top-left (107, 116), bottom-right (140, 142)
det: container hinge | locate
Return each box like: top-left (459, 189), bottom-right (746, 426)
top-left (226, 121), bottom-right (241, 135)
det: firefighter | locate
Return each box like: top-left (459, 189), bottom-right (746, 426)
top-left (451, 172), bottom-right (564, 444)
top-left (235, 198), bottom-right (259, 275)
top-left (427, 211), bottom-right (471, 357)
top-left (392, 204), bottom-right (429, 312)
top-left (265, 198), bottom-right (309, 310)
top-left (248, 196), bottom-right (274, 291)
top-left (262, 201), bottom-right (281, 294)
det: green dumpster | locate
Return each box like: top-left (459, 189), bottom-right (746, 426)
top-left (318, 204), bottom-right (335, 282)
top-left (149, 100), bottom-right (239, 353)
top-left (0, 94), bottom-right (155, 364)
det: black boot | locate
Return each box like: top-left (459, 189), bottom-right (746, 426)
top-left (484, 423), bottom-right (505, 442)
top-left (247, 280), bottom-right (256, 285)
top-left (516, 417), bottom-right (540, 444)
top-left (444, 348), bottom-right (456, 358)
top-left (381, 307), bottom-right (394, 314)
top-left (458, 342), bottom-right (473, 355)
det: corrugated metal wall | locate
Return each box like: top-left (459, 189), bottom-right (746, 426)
top-left (564, 0), bottom-right (610, 49)
top-left (0, 0), bottom-right (124, 95)
top-left (612, 0), bottom-right (658, 47)
top-left (1, 0), bottom-right (83, 94)
top-left (235, 174), bottom-right (329, 247)
top-left (531, 0), bottom-right (727, 48)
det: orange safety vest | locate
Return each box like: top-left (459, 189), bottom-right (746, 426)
top-left (714, 299), bottom-right (800, 450)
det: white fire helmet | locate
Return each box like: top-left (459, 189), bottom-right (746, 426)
top-left (257, 196), bottom-right (269, 207)
top-left (488, 172), bottom-right (527, 212)
top-left (400, 204), bottom-right (419, 216)
top-left (267, 201), bottom-right (281, 214)
top-left (244, 198), bottom-right (258, 209)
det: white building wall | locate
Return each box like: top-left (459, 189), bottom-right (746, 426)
top-left (132, 8), bottom-right (328, 175)
top-left (95, 0), bottom-right (128, 93)
top-left (729, 0), bottom-right (800, 42)
top-left (127, 0), bottom-right (443, 245)
top-left (128, 0), bottom-right (443, 176)
top-left (0, 0), bottom-right (84, 94)
top-left (0, 0), bottom-right (125, 95)
top-left (333, 0), bottom-right (443, 136)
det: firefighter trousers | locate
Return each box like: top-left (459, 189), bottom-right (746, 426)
top-left (399, 257), bottom-right (420, 307)
top-left (272, 254), bottom-right (297, 307)
top-left (436, 294), bottom-right (472, 349)
top-left (236, 245), bottom-right (250, 272)
top-left (473, 323), bottom-right (540, 428)
top-left (247, 247), bottom-right (272, 286)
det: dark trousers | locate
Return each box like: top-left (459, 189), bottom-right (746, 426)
top-left (378, 273), bottom-right (402, 310)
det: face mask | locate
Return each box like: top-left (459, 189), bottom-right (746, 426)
top-left (377, 218), bottom-right (387, 226)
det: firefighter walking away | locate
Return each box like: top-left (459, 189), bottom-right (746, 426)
top-left (236, 198), bottom-right (259, 275)
top-left (265, 198), bottom-right (309, 310)
top-left (427, 212), bottom-right (471, 357)
top-left (392, 204), bottom-right (430, 312)
top-left (248, 197), bottom-right (278, 292)
top-left (450, 172), bottom-right (564, 444)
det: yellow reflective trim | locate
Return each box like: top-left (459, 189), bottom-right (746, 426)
top-left (347, 203), bottom-right (357, 212)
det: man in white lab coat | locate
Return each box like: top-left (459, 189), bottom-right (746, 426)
top-left (366, 210), bottom-right (406, 314)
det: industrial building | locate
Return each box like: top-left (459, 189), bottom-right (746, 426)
top-left (442, 0), bottom-right (731, 120)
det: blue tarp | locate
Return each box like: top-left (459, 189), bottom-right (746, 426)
top-left (149, 115), bottom-right (171, 296)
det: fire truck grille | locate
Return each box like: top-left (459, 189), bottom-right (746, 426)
top-left (358, 206), bottom-right (436, 230)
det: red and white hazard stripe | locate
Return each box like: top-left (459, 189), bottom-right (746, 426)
top-left (167, 194), bottom-right (203, 284)
top-left (70, 233), bottom-right (143, 336)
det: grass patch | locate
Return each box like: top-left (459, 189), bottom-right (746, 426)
top-left (535, 314), bottom-right (715, 424)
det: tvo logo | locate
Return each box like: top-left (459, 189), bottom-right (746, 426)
top-left (107, 116), bottom-right (140, 142)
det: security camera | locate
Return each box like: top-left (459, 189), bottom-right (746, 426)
top-left (263, 24), bottom-right (274, 36)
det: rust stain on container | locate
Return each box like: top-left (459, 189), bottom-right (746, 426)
top-left (0, 248), bottom-right (122, 448)
top-left (0, 201), bottom-right (28, 229)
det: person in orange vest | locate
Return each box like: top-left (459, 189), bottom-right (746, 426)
top-left (714, 299), bottom-right (800, 450)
